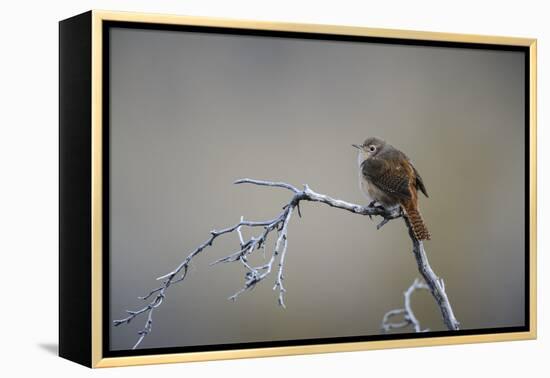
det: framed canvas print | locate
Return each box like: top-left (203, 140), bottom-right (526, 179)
top-left (59, 10), bottom-right (537, 368)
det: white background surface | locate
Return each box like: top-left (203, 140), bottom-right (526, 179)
top-left (0, 0), bottom-right (547, 376)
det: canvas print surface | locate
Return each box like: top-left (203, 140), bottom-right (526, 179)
top-left (108, 26), bottom-right (526, 352)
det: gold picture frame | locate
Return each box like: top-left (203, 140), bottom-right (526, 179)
top-left (59, 9), bottom-right (537, 368)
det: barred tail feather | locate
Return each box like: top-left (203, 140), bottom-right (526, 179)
top-left (402, 202), bottom-right (431, 241)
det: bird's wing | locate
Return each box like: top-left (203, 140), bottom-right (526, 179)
top-left (411, 163), bottom-right (429, 197)
top-left (361, 158), bottom-right (412, 200)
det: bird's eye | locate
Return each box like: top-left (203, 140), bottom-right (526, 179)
top-left (369, 145), bottom-right (376, 152)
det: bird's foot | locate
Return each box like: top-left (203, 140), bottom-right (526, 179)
top-left (366, 201), bottom-right (375, 219)
top-left (367, 200), bottom-right (378, 208)
top-left (366, 201), bottom-right (388, 220)
top-left (367, 200), bottom-right (386, 211)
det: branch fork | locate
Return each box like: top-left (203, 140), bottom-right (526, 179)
top-left (381, 278), bottom-right (430, 333)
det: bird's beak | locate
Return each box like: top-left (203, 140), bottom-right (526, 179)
top-left (352, 144), bottom-right (361, 150)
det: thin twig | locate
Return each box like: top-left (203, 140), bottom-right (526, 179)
top-left (381, 278), bottom-right (430, 333)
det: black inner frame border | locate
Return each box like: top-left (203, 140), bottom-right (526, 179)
top-left (102, 20), bottom-right (531, 358)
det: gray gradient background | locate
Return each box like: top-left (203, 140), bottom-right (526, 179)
top-left (108, 27), bottom-right (525, 351)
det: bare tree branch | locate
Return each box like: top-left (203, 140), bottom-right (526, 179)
top-left (381, 278), bottom-right (430, 333)
top-left (113, 178), bottom-right (458, 349)
top-left (403, 218), bottom-right (460, 331)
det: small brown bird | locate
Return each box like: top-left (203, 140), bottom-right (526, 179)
top-left (353, 137), bottom-right (431, 240)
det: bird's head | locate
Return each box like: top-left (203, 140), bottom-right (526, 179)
top-left (352, 137), bottom-right (386, 161)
